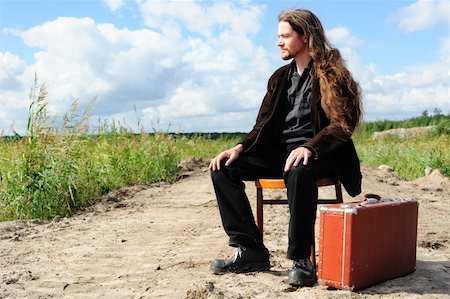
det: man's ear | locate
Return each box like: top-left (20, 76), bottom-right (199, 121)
top-left (302, 35), bottom-right (309, 44)
top-left (307, 36), bottom-right (312, 49)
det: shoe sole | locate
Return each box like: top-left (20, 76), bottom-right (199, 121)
top-left (287, 276), bottom-right (317, 287)
top-left (210, 261), bottom-right (271, 274)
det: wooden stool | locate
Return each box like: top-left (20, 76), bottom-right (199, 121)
top-left (255, 177), bottom-right (343, 266)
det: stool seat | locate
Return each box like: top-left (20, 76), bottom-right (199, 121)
top-left (256, 177), bottom-right (340, 189)
top-left (255, 177), bottom-right (343, 267)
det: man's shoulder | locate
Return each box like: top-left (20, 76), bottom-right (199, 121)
top-left (273, 63), bottom-right (291, 76)
top-left (268, 63), bottom-right (291, 82)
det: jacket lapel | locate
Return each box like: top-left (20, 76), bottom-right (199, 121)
top-left (272, 65), bottom-right (291, 111)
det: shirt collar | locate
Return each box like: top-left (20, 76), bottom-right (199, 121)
top-left (290, 59), bottom-right (313, 77)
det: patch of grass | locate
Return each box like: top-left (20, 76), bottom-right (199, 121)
top-left (171, 134), bottom-right (240, 161)
top-left (354, 132), bottom-right (450, 180)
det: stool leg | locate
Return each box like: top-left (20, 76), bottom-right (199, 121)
top-left (256, 187), bottom-right (264, 241)
top-left (335, 183), bottom-right (343, 203)
top-left (310, 229), bottom-right (316, 269)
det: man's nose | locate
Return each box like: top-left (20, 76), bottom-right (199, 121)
top-left (277, 38), bottom-right (283, 46)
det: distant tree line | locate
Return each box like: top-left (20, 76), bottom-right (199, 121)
top-left (2, 110), bottom-right (448, 141)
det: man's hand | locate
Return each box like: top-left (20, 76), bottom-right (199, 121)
top-left (284, 146), bottom-right (312, 172)
top-left (209, 144), bottom-right (244, 171)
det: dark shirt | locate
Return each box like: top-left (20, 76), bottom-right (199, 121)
top-left (280, 62), bottom-right (314, 148)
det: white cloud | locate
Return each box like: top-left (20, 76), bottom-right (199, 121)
top-left (364, 82), bottom-right (449, 120)
top-left (138, 1), bottom-right (263, 37)
top-left (0, 16), bottom-right (185, 133)
top-left (327, 27), bottom-right (364, 47)
top-left (359, 1), bottom-right (450, 119)
top-left (0, 52), bottom-right (30, 134)
top-left (2, 2), bottom-right (448, 135)
top-left (325, 26), bottom-right (367, 82)
top-left (361, 38), bottom-right (450, 120)
top-left (103, 0), bottom-right (125, 12)
top-left (0, 52), bottom-right (26, 91)
top-left (388, 0), bottom-right (449, 32)
top-left (325, 28), bottom-right (449, 121)
top-left (0, 2), bottom-right (271, 134)
top-left (437, 36), bottom-right (450, 63)
top-left (128, 0), bottom-right (271, 132)
top-left (0, 52), bottom-right (25, 79)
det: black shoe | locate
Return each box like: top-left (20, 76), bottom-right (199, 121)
top-left (287, 259), bottom-right (317, 287)
top-left (210, 245), bottom-right (270, 274)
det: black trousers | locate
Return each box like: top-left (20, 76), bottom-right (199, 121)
top-left (210, 147), bottom-right (333, 260)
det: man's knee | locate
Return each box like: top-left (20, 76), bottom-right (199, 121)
top-left (284, 165), bottom-right (314, 180)
top-left (210, 163), bottom-right (235, 183)
top-left (210, 167), bottom-right (224, 183)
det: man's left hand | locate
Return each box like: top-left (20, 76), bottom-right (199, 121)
top-left (284, 146), bottom-right (312, 172)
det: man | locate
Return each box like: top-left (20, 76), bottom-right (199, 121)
top-left (208, 9), bottom-right (362, 287)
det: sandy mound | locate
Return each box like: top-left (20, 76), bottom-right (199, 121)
top-left (413, 168), bottom-right (450, 191)
top-left (372, 126), bottom-right (436, 139)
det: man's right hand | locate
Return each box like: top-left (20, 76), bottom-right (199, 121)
top-left (208, 144), bottom-right (244, 171)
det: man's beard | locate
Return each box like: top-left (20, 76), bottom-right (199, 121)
top-left (281, 50), bottom-right (295, 60)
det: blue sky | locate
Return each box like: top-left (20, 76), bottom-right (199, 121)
top-left (0, 0), bottom-right (449, 134)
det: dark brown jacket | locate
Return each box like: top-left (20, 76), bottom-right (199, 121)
top-left (239, 63), bottom-right (362, 197)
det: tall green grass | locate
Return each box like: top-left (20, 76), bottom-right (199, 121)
top-left (0, 79), bottom-right (238, 221)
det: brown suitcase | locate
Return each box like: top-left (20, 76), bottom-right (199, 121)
top-left (318, 199), bottom-right (418, 290)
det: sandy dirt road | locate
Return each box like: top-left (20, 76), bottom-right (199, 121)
top-left (0, 165), bottom-right (449, 298)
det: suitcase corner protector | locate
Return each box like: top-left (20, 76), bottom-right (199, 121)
top-left (319, 205), bottom-right (329, 213)
top-left (318, 279), bottom-right (355, 291)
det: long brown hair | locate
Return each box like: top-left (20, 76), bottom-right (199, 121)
top-left (278, 9), bottom-right (363, 134)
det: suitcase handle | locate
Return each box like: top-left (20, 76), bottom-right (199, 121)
top-left (364, 193), bottom-right (381, 202)
top-left (363, 194), bottom-right (401, 204)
